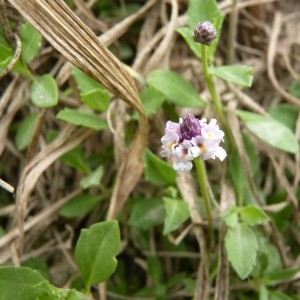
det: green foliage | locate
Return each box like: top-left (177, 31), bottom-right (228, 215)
top-left (240, 205), bottom-right (269, 226)
top-left (129, 198), bottom-right (165, 230)
top-left (31, 75), bottom-right (58, 108)
top-left (144, 148), bottom-right (177, 185)
top-left (15, 112), bottom-right (40, 150)
top-left (0, 266), bottom-right (82, 300)
top-left (75, 221), bottom-right (121, 291)
top-left (56, 108), bottom-right (108, 130)
top-left (225, 223), bottom-right (258, 279)
top-left (0, 31), bottom-right (13, 71)
top-left (268, 104), bottom-right (298, 131)
top-left (59, 193), bottom-right (102, 218)
top-left (0, 266), bottom-right (48, 300)
top-left (236, 110), bottom-right (299, 154)
top-left (147, 70), bottom-right (204, 108)
top-left (72, 67), bottom-right (110, 111)
top-left (176, 27), bottom-right (202, 59)
top-left (20, 22), bottom-right (42, 63)
top-left (140, 86), bottom-right (165, 116)
top-left (208, 65), bottom-right (253, 87)
top-left (60, 146), bottom-right (91, 173)
top-left (163, 198), bottom-right (189, 235)
top-left (80, 165), bottom-right (104, 189)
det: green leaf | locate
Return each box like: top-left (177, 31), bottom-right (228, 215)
top-left (228, 149), bottom-right (253, 205)
top-left (266, 268), bottom-right (298, 283)
top-left (222, 205), bottom-right (238, 228)
top-left (188, 0), bottom-right (222, 30)
top-left (72, 66), bottom-right (104, 93)
top-left (147, 256), bottom-right (164, 283)
top-left (60, 146), bottom-right (91, 174)
top-left (140, 86), bottom-right (165, 116)
top-left (144, 148), bottom-right (177, 185)
top-left (0, 266), bottom-right (50, 300)
top-left (288, 80), bottom-right (300, 98)
top-left (81, 89), bottom-right (110, 112)
top-left (129, 198), bottom-right (165, 230)
top-left (163, 198), bottom-right (189, 235)
top-left (59, 193), bottom-right (102, 218)
top-left (31, 75), bottom-right (58, 108)
top-left (176, 27), bottom-right (201, 59)
top-left (225, 223), bottom-right (258, 279)
top-left (20, 22), bottom-right (42, 63)
top-left (269, 291), bottom-right (295, 300)
top-left (75, 221), bottom-right (121, 290)
top-left (240, 205), bottom-right (269, 226)
top-left (147, 70), bottom-right (204, 108)
top-left (0, 33), bottom-right (14, 71)
top-left (22, 258), bottom-right (50, 280)
top-left (208, 65), bottom-right (253, 87)
top-left (15, 112), bottom-right (40, 150)
top-left (236, 110), bottom-right (299, 154)
top-left (56, 108), bottom-right (108, 130)
top-left (268, 104), bottom-right (298, 131)
top-left (80, 166), bottom-right (104, 189)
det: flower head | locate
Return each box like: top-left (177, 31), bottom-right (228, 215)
top-left (161, 115), bottom-right (226, 172)
top-left (193, 21), bottom-right (217, 46)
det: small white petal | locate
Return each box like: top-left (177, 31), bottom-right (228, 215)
top-left (189, 146), bottom-right (200, 157)
top-left (173, 161), bottom-right (193, 172)
top-left (215, 147), bottom-right (227, 161)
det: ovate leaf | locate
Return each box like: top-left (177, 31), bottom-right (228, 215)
top-left (225, 223), bottom-right (258, 279)
top-left (141, 86), bottom-right (165, 116)
top-left (20, 22), bottom-right (42, 63)
top-left (80, 165), bottom-right (104, 189)
top-left (236, 110), bottom-right (299, 154)
top-left (0, 32), bottom-right (14, 71)
top-left (268, 104), bottom-right (298, 131)
top-left (176, 27), bottom-right (201, 59)
top-left (0, 266), bottom-right (50, 300)
top-left (222, 205), bottom-right (238, 228)
top-left (188, 0), bottom-right (222, 30)
top-left (208, 65), bottom-right (253, 87)
top-left (129, 198), bottom-right (165, 230)
top-left (163, 198), bottom-right (189, 235)
top-left (72, 66), bottom-right (104, 92)
top-left (147, 70), bottom-right (204, 108)
top-left (240, 205), bottom-right (269, 226)
top-left (59, 193), bottom-right (101, 218)
top-left (56, 108), bottom-right (108, 130)
top-left (60, 146), bottom-right (90, 174)
top-left (81, 89), bottom-right (110, 112)
top-left (31, 75), bottom-right (58, 108)
top-left (15, 112), bottom-right (40, 150)
top-left (144, 148), bottom-right (176, 185)
top-left (75, 221), bottom-right (121, 290)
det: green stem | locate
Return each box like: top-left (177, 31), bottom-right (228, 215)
top-left (194, 158), bottom-right (214, 249)
top-left (200, 44), bottom-right (235, 150)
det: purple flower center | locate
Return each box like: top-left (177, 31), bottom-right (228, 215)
top-left (179, 114), bottom-right (201, 142)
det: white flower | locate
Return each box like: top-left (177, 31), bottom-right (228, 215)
top-left (161, 114), bottom-right (227, 171)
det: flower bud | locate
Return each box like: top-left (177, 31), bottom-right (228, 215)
top-left (193, 21), bottom-right (217, 46)
top-left (180, 113), bottom-right (201, 142)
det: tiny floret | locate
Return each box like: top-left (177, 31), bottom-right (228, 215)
top-left (193, 21), bottom-right (217, 45)
top-left (161, 114), bottom-right (226, 172)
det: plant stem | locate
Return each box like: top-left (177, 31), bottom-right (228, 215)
top-left (194, 158), bottom-right (214, 250)
top-left (200, 44), bottom-right (235, 150)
